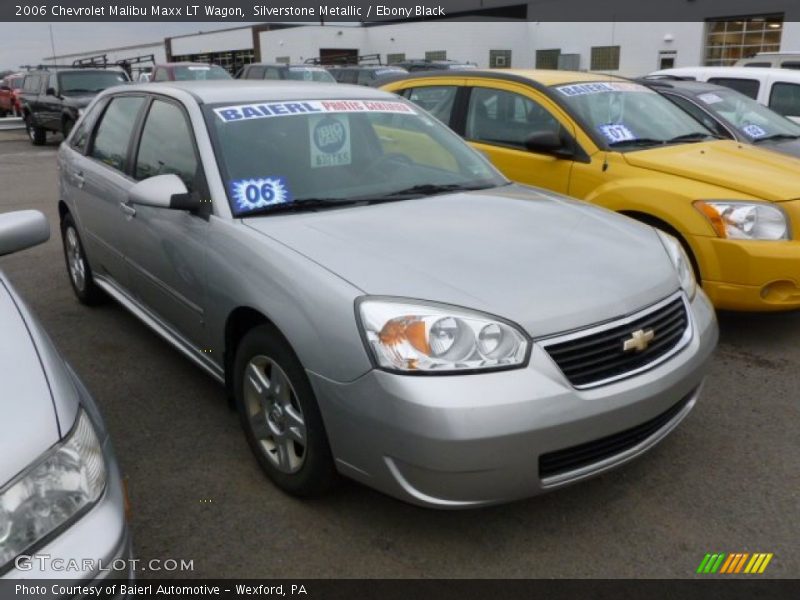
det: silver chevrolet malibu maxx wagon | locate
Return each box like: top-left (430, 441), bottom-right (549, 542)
top-left (57, 81), bottom-right (718, 508)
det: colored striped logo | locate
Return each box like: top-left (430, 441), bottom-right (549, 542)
top-left (696, 552), bottom-right (774, 574)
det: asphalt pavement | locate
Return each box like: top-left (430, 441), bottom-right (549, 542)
top-left (0, 130), bottom-right (797, 579)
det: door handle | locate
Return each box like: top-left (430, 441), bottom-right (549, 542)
top-left (120, 202), bottom-right (136, 218)
top-left (74, 171), bottom-right (85, 188)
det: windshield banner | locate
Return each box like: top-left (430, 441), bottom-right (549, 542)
top-left (214, 99), bottom-right (415, 123)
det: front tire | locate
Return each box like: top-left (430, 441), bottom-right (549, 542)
top-left (234, 324), bottom-right (337, 497)
top-left (25, 115), bottom-right (45, 146)
top-left (61, 213), bottom-right (105, 305)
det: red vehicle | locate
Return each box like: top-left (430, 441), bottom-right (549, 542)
top-left (0, 73), bottom-right (23, 117)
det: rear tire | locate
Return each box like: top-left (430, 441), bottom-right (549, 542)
top-left (25, 115), bottom-right (45, 146)
top-left (233, 324), bottom-right (337, 497)
top-left (61, 213), bottom-right (105, 305)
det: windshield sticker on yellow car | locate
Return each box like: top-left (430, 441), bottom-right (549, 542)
top-left (214, 100), bottom-right (415, 123)
top-left (229, 177), bottom-right (292, 215)
top-left (742, 123), bottom-right (768, 139)
top-left (310, 114), bottom-right (352, 168)
top-left (698, 92), bottom-right (724, 105)
top-left (598, 123), bottom-right (636, 143)
top-left (557, 82), bottom-right (654, 97)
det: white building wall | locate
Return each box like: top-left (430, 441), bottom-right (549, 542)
top-left (530, 22), bottom-right (705, 76)
top-left (259, 26), bottom-right (366, 64)
top-left (781, 22), bottom-right (800, 50)
top-left (170, 27), bottom-right (254, 56)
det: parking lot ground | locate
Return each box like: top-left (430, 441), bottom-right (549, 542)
top-left (0, 130), bottom-right (797, 578)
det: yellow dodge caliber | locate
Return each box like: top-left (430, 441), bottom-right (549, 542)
top-left (382, 70), bottom-right (800, 311)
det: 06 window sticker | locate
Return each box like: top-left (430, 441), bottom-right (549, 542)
top-left (229, 177), bottom-right (292, 215)
top-left (214, 99), bottom-right (415, 123)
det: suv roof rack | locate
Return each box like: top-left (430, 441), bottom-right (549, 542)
top-left (304, 53), bottom-right (384, 66)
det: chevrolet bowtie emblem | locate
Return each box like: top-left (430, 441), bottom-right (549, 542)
top-left (623, 328), bottom-right (655, 352)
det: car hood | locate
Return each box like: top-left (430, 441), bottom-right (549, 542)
top-left (622, 140), bottom-right (800, 201)
top-left (244, 185), bottom-right (679, 337)
top-left (0, 279), bottom-right (60, 486)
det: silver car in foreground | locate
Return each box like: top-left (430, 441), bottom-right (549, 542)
top-left (57, 81), bottom-right (718, 508)
top-left (0, 211), bottom-right (132, 579)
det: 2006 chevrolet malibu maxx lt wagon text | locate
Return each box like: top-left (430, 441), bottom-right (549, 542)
top-left (57, 81), bottom-right (718, 507)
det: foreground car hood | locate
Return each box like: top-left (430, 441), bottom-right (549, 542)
top-left (245, 186), bottom-right (678, 337)
top-left (622, 140), bottom-right (800, 201)
top-left (0, 279), bottom-right (60, 486)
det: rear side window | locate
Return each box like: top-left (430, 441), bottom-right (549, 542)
top-left (781, 61), bottom-right (800, 70)
top-left (153, 69), bottom-right (169, 82)
top-left (707, 77), bottom-right (760, 99)
top-left (769, 82), bottom-right (800, 119)
top-left (743, 62), bottom-right (771, 68)
top-left (69, 99), bottom-right (107, 153)
top-left (135, 100), bottom-right (198, 190)
top-left (404, 86), bottom-right (458, 125)
top-left (89, 96), bottom-right (145, 172)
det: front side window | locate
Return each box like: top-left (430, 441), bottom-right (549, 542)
top-left (263, 67), bottom-right (281, 80)
top-left (244, 66), bottom-right (265, 79)
top-left (707, 77), bottom-right (760, 99)
top-left (70, 99), bottom-right (108, 152)
top-left (58, 71), bottom-right (128, 93)
top-left (466, 87), bottom-right (561, 150)
top-left (135, 100), bottom-right (198, 190)
top-left (769, 82), bottom-right (800, 119)
top-left (205, 98), bottom-right (505, 216)
top-left (404, 86), bottom-right (458, 125)
top-left (89, 96), bottom-right (146, 171)
top-left (555, 81), bottom-right (714, 150)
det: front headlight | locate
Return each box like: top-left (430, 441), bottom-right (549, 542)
top-left (358, 299), bottom-right (529, 373)
top-left (0, 410), bottom-right (106, 569)
top-left (656, 231), bottom-right (697, 300)
top-left (695, 201), bottom-right (789, 240)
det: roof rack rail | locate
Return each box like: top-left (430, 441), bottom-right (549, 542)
top-left (304, 53), bottom-right (384, 66)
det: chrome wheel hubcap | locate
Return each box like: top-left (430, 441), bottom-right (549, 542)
top-left (65, 227), bottom-right (86, 291)
top-left (244, 356), bottom-right (306, 474)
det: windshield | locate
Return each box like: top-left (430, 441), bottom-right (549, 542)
top-left (286, 68), bottom-right (336, 83)
top-left (205, 98), bottom-right (506, 216)
top-left (554, 81), bottom-right (714, 150)
top-left (692, 88), bottom-right (800, 140)
top-left (59, 71), bottom-right (128, 93)
top-left (174, 65), bottom-right (231, 80)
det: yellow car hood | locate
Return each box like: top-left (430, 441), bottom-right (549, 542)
top-left (622, 140), bottom-right (800, 202)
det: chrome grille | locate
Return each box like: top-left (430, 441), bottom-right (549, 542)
top-left (542, 295), bottom-right (690, 388)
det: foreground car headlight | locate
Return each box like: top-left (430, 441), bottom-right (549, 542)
top-left (695, 201), bottom-right (789, 240)
top-left (358, 299), bottom-right (529, 373)
top-left (656, 231), bottom-right (697, 300)
top-left (0, 410), bottom-right (106, 569)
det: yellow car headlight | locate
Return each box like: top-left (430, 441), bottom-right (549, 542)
top-left (694, 201), bottom-right (789, 241)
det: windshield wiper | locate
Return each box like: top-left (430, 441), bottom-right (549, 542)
top-left (239, 198), bottom-right (363, 217)
top-left (607, 138), bottom-right (665, 148)
top-left (376, 183), bottom-right (497, 199)
top-left (753, 133), bottom-right (800, 142)
top-left (665, 132), bottom-right (720, 143)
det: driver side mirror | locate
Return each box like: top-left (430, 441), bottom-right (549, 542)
top-left (0, 210), bottom-right (50, 257)
top-left (128, 174), bottom-right (200, 211)
top-left (524, 131), bottom-right (575, 159)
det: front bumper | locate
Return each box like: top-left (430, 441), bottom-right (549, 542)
top-left (690, 220), bottom-right (800, 312)
top-left (311, 291), bottom-right (718, 508)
